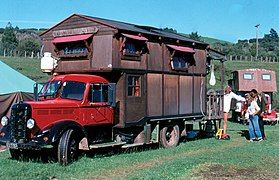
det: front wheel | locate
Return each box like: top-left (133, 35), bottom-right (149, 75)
top-left (160, 124), bottom-right (180, 148)
top-left (10, 149), bottom-right (21, 160)
top-left (58, 129), bottom-right (79, 166)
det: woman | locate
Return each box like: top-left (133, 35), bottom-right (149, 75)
top-left (247, 93), bottom-right (263, 142)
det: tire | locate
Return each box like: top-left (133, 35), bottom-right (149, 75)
top-left (159, 125), bottom-right (180, 148)
top-left (58, 129), bottom-right (79, 166)
top-left (10, 149), bottom-right (21, 160)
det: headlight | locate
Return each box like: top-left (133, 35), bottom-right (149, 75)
top-left (27, 119), bottom-right (35, 129)
top-left (1, 116), bottom-right (9, 126)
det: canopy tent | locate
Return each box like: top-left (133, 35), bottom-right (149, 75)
top-left (0, 61), bottom-right (36, 94)
top-left (0, 61), bottom-right (35, 117)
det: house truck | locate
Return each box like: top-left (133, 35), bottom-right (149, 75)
top-left (0, 14), bottom-right (225, 165)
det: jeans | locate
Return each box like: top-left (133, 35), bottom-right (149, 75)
top-left (249, 115), bottom-right (262, 140)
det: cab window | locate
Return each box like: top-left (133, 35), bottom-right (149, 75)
top-left (89, 84), bottom-right (109, 103)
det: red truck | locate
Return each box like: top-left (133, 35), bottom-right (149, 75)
top-left (0, 14), bottom-right (225, 165)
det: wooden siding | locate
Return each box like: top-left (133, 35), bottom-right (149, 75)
top-left (164, 75), bottom-right (179, 115)
top-left (147, 74), bottom-right (163, 116)
top-left (41, 15), bottom-right (115, 40)
top-left (179, 76), bottom-right (193, 114)
top-left (92, 35), bottom-right (113, 69)
top-left (193, 76), bottom-right (206, 113)
top-left (147, 42), bottom-right (163, 71)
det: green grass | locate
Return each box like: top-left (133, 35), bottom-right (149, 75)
top-left (0, 56), bottom-right (49, 82)
top-left (0, 121), bottom-right (279, 179)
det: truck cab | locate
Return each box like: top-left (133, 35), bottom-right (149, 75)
top-left (0, 74), bottom-right (116, 165)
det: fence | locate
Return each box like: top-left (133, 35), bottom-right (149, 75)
top-left (0, 49), bottom-right (40, 59)
top-left (227, 55), bottom-right (279, 62)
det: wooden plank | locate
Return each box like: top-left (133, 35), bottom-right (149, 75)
top-left (179, 76), bottom-right (193, 114)
top-left (164, 74), bottom-right (179, 115)
top-left (147, 73), bottom-right (163, 116)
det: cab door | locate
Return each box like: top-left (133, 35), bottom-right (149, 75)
top-left (85, 83), bottom-right (115, 125)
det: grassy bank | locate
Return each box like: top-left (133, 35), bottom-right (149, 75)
top-left (0, 121), bottom-right (278, 179)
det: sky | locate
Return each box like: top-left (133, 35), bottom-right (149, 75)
top-left (0, 0), bottom-right (278, 43)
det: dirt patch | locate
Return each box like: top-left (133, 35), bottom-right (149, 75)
top-left (88, 141), bottom-right (246, 179)
top-left (191, 163), bottom-right (279, 179)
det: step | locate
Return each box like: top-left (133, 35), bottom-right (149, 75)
top-left (121, 142), bottom-right (144, 148)
top-left (89, 141), bottom-right (126, 149)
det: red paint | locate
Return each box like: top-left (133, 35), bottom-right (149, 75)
top-left (122, 33), bottom-right (148, 41)
top-left (52, 34), bottom-right (93, 44)
top-left (167, 44), bottom-right (195, 53)
top-left (27, 74), bottom-right (114, 132)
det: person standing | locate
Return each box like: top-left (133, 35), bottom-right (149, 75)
top-left (247, 93), bottom-right (263, 142)
top-left (251, 89), bottom-right (267, 139)
top-left (223, 86), bottom-right (245, 139)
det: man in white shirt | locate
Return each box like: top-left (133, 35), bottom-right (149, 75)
top-left (223, 86), bottom-right (245, 139)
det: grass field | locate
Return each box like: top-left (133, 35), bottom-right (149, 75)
top-left (0, 121), bottom-right (278, 179)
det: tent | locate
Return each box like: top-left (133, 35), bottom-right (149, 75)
top-left (0, 61), bottom-right (35, 117)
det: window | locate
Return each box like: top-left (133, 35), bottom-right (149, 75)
top-left (120, 34), bottom-right (148, 61)
top-left (243, 73), bottom-right (253, 80)
top-left (171, 53), bottom-right (195, 71)
top-left (61, 81), bottom-right (86, 100)
top-left (262, 74), bottom-right (271, 80)
top-left (89, 84), bottom-right (109, 103)
top-left (38, 80), bottom-right (61, 99)
top-left (171, 56), bottom-right (189, 70)
top-left (127, 76), bottom-right (141, 97)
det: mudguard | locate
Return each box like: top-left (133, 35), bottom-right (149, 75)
top-left (34, 120), bottom-right (87, 145)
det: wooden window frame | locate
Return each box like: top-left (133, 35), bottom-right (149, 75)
top-left (170, 51), bottom-right (195, 71)
top-left (127, 75), bottom-right (141, 97)
top-left (120, 37), bottom-right (147, 61)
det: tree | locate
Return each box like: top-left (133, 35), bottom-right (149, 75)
top-left (270, 28), bottom-right (278, 38)
top-left (162, 27), bottom-right (177, 33)
top-left (1, 22), bottom-right (18, 51)
top-left (17, 38), bottom-right (41, 56)
top-left (189, 31), bottom-right (201, 41)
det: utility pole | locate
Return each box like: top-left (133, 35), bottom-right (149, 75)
top-left (255, 24), bottom-right (260, 60)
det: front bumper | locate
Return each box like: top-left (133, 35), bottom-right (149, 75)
top-left (0, 126), bottom-right (53, 150)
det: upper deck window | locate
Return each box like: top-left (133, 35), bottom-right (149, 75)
top-left (52, 34), bottom-right (93, 58)
top-left (120, 33), bottom-right (148, 61)
top-left (243, 73), bottom-right (253, 80)
top-left (262, 74), bottom-right (271, 80)
top-left (167, 45), bottom-right (195, 71)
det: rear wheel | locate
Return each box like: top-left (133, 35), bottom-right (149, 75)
top-left (160, 125), bottom-right (180, 148)
top-left (58, 129), bottom-right (79, 166)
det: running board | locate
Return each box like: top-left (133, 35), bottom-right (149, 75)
top-left (89, 142), bottom-right (126, 149)
top-left (121, 143), bottom-right (144, 148)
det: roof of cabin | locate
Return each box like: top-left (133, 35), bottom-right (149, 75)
top-left (41, 14), bottom-right (208, 46)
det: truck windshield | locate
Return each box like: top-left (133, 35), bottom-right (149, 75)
top-left (38, 81), bottom-right (61, 99)
top-left (61, 81), bottom-right (86, 101)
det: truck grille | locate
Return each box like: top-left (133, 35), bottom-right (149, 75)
top-left (10, 103), bottom-right (32, 143)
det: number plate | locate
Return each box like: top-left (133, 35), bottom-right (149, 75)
top-left (6, 142), bottom-right (18, 149)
